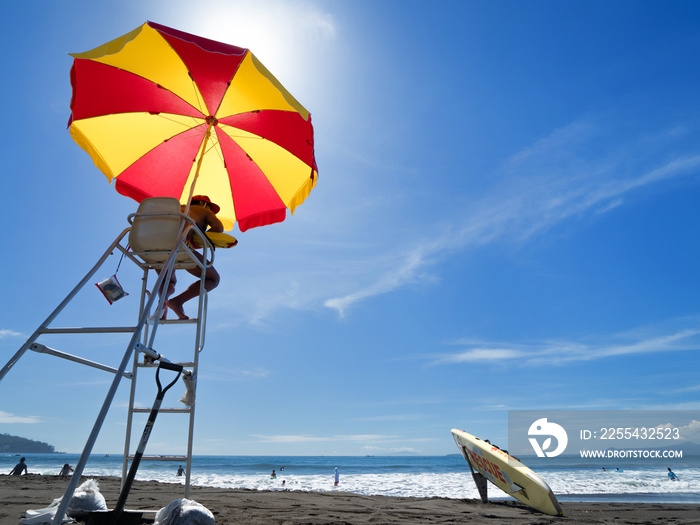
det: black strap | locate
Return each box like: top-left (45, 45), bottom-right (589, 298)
top-left (114, 244), bottom-right (130, 275)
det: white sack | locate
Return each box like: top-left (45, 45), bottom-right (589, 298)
top-left (20, 478), bottom-right (107, 524)
top-left (67, 479), bottom-right (108, 518)
top-left (154, 498), bottom-right (215, 525)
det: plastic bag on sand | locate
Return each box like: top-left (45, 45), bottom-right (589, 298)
top-left (66, 479), bottom-right (108, 518)
top-left (19, 506), bottom-right (72, 525)
top-left (20, 479), bottom-right (107, 524)
top-left (154, 499), bottom-right (215, 525)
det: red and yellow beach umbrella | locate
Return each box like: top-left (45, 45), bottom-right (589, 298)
top-left (68, 21), bottom-right (317, 232)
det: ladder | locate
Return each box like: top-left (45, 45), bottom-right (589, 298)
top-left (0, 201), bottom-right (214, 524)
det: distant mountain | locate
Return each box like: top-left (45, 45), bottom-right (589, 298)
top-left (516, 441), bottom-right (700, 459)
top-left (663, 441), bottom-right (700, 454)
top-left (603, 441), bottom-right (700, 455)
top-left (0, 433), bottom-right (57, 453)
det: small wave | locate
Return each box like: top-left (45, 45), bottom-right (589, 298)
top-left (4, 454), bottom-right (699, 503)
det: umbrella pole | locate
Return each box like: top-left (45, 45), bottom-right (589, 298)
top-left (183, 120), bottom-right (215, 216)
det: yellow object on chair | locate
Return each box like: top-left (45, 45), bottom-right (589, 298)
top-left (194, 232), bottom-right (238, 249)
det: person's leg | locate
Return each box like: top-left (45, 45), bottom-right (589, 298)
top-left (154, 269), bottom-right (177, 319)
top-left (166, 253), bottom-right (219, 319)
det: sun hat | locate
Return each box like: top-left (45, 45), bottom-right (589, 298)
top-left (191, 195), bottom-right (220, 214)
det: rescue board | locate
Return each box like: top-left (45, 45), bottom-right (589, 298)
top-left (451, 428), bottom-right (564, 516)
top-left (193, 232), bottom-right (238, 249)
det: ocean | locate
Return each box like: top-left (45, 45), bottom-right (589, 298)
top-left (2, 453), bottom-right (699, 504)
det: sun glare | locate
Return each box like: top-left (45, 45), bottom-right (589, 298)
top-left (162, 0), bottom-right (336, 99)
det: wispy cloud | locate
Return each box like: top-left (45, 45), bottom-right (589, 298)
top-left (655, 420), bottom-right (700, 443)
top-left (212, 118), bottom-right (699, 325)
top-left (429, 321), bottom-right (700, 367)
top-left (0, 329), bottom-right (21, 339)
top-left (362, 446), bottom-right (422, 454)
top-left (352, 414), bottom-right (423, 422)
top-left (324, 119), bottom-right (700, 316)
top-left (200, 366), bottom-right (269, 381)
top-left (673, 384), bottom-right (700, 393)
top-left (324, 245), bottom-right (437, 316)
top-left (677, 420), bottom-right (700, 442)
top-left (251, 434), bottom-right (398, 443)
top-left (0, 410), bottom-right (42, 424)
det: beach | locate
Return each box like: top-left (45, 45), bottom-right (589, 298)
top-left (2, 475), bottom-right (700, 524)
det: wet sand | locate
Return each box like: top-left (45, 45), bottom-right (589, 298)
top-left (1, 474), bottom-right (699, 524)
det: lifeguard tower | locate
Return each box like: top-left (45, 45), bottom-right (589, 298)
top-left (0, 197), bottom-right (218, 523)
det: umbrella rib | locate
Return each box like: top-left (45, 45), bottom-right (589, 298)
top-left (154, 112), bottom-right (204, 128)
top-left (184, 73), bottom-right (208, 116)
top-left (218, 122), bottom-right (267, 141)
top-left (144, 76), bottom-right (208, 117)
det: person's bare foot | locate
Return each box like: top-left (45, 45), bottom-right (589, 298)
top-left (166, 298), bottom-right (189, 319)
top-left (160, 305), bottom-right (168, 320)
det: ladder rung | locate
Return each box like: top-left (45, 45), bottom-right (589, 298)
top-left (156, 318), bottom-right (199, 325)
top-left (132, 407), bottom-right (191, 413)
top-left (40, 326), bottom-right (138, 334)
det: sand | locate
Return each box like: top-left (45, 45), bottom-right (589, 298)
top-left (1, 474), bottom-right (699, 524)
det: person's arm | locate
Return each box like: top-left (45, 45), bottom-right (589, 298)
top-left (207, 211), bottom-right (224, 233)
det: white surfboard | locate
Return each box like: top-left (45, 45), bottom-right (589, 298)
top-left (452, 428), bottom-right (564, 516)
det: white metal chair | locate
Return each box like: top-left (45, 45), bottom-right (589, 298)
top-left (128, 197), bottom-right (203, 269)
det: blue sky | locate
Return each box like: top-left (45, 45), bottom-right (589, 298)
top-left (1, 0), bottom-right (700, 456)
